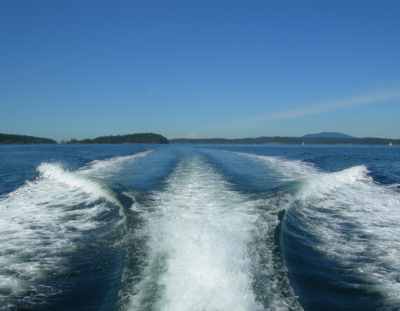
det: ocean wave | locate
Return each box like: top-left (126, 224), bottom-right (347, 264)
top-left (0, 162), bottom-right (124, 309)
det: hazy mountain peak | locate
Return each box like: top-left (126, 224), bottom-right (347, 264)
top-left (302, 132), bottom-right (355, 138)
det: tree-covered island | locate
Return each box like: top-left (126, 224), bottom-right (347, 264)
top-left (63, 133), bottom-right (169, 144)
top-left (1, 132), bottom-right (398, 145)
top-left (0, 133), bottom-right (57, 144)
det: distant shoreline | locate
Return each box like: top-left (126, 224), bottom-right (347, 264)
top-left (169, 137), bottom-right (398, 145)
top-left (1, 132), bottom-right (398, 145)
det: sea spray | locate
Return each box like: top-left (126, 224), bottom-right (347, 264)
top-left (125, 154), bottom-right (303, 311)
top-left (79, 150), bottom-right (153, 179)
top-left (285, 164), bottom-right (400, 309)
top-left (0, 162), bottom-right (124, 310)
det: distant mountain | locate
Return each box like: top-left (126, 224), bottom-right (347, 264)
top-left (302, 132), bottom-right (355, 138)
top-left (170, 135), bottom-right (397, 145)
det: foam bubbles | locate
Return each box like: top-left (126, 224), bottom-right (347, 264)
top-left (127, 156), bottom-right (261, 310)
top-left (127, 155), bottom-right (303, 311)
top-left (292, 165), bottom-right (400, 305)
top-left (237, 152), bottom-right (400, 307)
top-left (38, 162), bottom-right (118, 204)
top-left (232, 152), bottom-right (319, 181)
top-left (79, 150), bottom-right (152, 179)
top-left (0, 162), bottom-right (122, 308)
top-left (296, 165), bottom-right (370, 201)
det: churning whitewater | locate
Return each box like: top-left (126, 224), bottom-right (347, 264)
top-left (124, 154), bottom-right (300, 311)
top-left (0, 144), bottom-right (399, 311)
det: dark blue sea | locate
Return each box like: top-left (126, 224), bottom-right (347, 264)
top-left (1, 144), bottom-right (399, 311)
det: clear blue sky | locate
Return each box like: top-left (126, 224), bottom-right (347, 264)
top-left (1, 0), bottom-right (399, 141)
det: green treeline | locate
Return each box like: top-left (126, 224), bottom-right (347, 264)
top-left (170, 136), bottom-right (399, 145)
top-left (63, 133), bottom-right (169, 144)
top-left (0, 133), bottom-right (57, 144)
top-left (1, 132), bottom-right (398, 145)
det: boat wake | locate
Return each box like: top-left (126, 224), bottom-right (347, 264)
top-left (0, 160), bottom-right (126, 310)
top-left (122, 154), bottom-right (302, 311)
top-left (1, 147), bottom-right (399, 310)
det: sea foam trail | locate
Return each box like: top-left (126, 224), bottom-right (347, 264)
top-left (231, 152), bottom-right (319, 181)
top-left (234, 152), bottom-right (400, 308)
top-left (79, 150), bottom-right (152, 179)
top-left (0, 162), bottom-right (123, 309)
top-left (290, 165), bottom-right (400, 307)
top-left (126, 154), bottom-right (302, 311)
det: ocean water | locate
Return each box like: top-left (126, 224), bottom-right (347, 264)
top-left (0, 144), bottom-right (399, 311)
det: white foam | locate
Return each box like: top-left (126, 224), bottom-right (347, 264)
top-left (38, 162), bottom-right (118, 204)
top-left (231, 152), bottom-right (319, 180)
top-left (0, 162), bottom-right (121, 305)
top-left (79, 150), bottom-right (152, 179)
top-left (292, 165), bottom-right (400, 304)
top-left (229, 151), bottom-right (400, 306)
top-left (296, 165), bottom-right (370, 201)
top-left (127, 155), bottom-right (302, 311)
